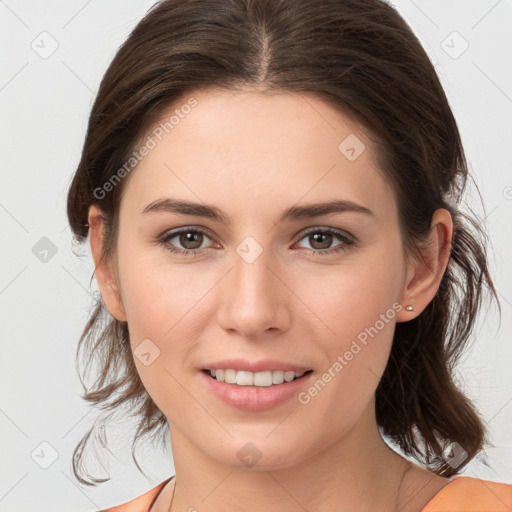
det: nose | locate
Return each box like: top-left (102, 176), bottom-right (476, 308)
top-left (216, 245), bottom-right (291, 339)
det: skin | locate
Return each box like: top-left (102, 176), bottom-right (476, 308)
top-left (88, 88), bottom-right (454, 511)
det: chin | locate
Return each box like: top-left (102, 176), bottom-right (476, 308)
top-left (200, 434), bottom-right (314, 472)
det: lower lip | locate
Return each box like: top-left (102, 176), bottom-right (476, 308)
top-left (201, 370), bottom-right (313, 412)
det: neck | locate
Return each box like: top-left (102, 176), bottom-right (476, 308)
top-left (164, 401), bottom-right (412, 512)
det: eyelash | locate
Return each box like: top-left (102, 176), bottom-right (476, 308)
top-left (158, 226), bottom-right (355, 258)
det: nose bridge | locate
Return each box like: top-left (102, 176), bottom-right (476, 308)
top-left (217, 236), bottom-right (288, 336)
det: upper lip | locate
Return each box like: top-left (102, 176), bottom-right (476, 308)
top-left (202, 358), bottom-right (312, 373)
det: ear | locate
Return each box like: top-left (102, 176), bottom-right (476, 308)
top-left (396, 208), bottom-right (453, 322)
top-left (88, 205), bottom-right (127, 322)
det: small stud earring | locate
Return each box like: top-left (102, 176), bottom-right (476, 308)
top-left (405, 305), bottom-right (414, 311)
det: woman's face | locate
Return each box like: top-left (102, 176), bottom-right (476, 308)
top-left (104, 88), bottom-right (414, 469)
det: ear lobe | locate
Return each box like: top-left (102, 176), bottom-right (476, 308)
top-left (87, 205), bottom-right (127, 322)
top-left (396, 208), bottom-right (453, 322)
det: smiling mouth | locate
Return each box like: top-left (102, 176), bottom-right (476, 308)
top-left (202, 369), bottom-right (313, 387)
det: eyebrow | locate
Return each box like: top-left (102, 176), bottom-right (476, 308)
top-left (141, 197), bottom-right (374, 225)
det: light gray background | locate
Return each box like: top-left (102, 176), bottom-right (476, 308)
top-left (1, 1), bottom-right (511, 511)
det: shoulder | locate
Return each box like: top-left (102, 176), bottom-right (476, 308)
top-left (97, 474), bottom-right (512, 512)
top-left (422, 476), bottom-right (512, 512)
top-left (100, 477), bottom-right (173, 512)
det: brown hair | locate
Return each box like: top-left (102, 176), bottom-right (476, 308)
top-left (67, 0), bottom-right (498, 485)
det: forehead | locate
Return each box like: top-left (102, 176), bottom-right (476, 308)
top-left (120, 88), bottom-right (396, 222)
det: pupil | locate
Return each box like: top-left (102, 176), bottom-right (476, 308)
top-left (181, 231), bottom-right (202, 249)
top-left (311, 232), bottom-right (332, 249)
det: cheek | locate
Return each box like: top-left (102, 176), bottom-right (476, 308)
top-left (114, 240), bottom-right (226, 398)
top-left (116, 250), bottom-right (209, 416)
top-left (116, 237), bottom-right (209, 342)
top-left (308, 244), bottom-right (404, 342)
top-left (294, 243), bottom-right (404, 412)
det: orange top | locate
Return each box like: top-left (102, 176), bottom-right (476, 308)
top-left (101, 475), bottom-right (512, 512)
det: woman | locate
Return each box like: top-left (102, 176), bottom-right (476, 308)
top-left (66, 0), bottom-right (512, 510)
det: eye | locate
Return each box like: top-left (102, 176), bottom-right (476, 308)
top-left (159, 228), bottom-right (217, 256)
top-left (294, 227), bottom-right (355, 256)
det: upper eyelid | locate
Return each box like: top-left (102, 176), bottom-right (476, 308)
top-left (160, 226), bottom-right (216, 242)
top-left (299, 226), bottom-right (354, 240)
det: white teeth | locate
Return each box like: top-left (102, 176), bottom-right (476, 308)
top-left (284, 371), bottom-right (296, 382)
top-left (208, 369), bottom-right (308, 386)
top-left (272, 370), bottom-right (284, 384)
top-left (254, 371), bottom-right (272, 387)
top-left (236, 371), bottom-right (254, 386)
top-left (224, 369), bottom-right (237, 384)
